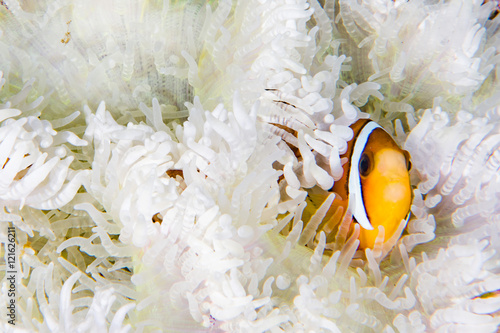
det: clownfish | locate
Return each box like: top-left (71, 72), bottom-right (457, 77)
top-left (266, 95), bottom-right (413, 250)
top-left (329, 119), bottom-right (412, 249)
top-left (274, 116), bottom-right (413, 251)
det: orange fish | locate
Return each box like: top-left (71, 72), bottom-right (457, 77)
top-left (330, 119), bottom-right (412, 249)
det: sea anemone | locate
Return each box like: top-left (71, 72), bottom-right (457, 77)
top-left (1, 0), bottom-right (500, 332)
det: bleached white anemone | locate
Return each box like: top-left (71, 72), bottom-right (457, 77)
top-left (334, 0), bottom-right (499, 113)
top-left (1, 0), bottom-right (500, 332)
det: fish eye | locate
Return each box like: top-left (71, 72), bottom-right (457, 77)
top-left (359, 153), bottom-right (371, 177)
